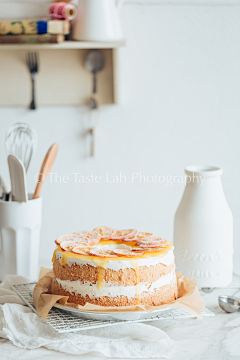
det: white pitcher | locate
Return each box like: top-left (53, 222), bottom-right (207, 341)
top-left (174, 166), bottom-right (233, 288)
top-left (72, 0), bottom-right (124, 41)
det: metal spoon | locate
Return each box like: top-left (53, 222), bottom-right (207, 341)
top-left (218, 290), bottom-right (240, 313)
top-left (84, 50), bottom-right (105, 156)
top-left (84, 50), bottom-right (105, 109)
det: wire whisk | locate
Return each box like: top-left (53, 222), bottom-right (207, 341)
top-left (5, 123), bottom-right (38, 173)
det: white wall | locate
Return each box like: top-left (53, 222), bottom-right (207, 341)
top-left (0, 0), bottom-right (240, 274)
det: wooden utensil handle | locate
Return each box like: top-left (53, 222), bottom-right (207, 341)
top-left (32, 143), bottom-right (58, 199)
top-left (32, 178), bottom-right (43, 199)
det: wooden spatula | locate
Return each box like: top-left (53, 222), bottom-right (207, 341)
top-left (32, 143), bottom-right (59, 199)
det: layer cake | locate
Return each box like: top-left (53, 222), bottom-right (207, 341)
top-left (51, 228), bottom-right (178, 306)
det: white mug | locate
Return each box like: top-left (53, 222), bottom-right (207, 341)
top-left (0, 195), bottom-right (42, 281)
top-left (72, 0), bottom-right (124, 42)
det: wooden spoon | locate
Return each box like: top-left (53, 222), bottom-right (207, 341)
top-left (32, 143), bottom-right (59, 199)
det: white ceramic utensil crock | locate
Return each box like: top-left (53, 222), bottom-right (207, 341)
top-left (0, 195), bottom-right (42, 281)
top-left (174, 166), bottom-right (233, 288)
top-left (72, 0), bottom-right (124, 41)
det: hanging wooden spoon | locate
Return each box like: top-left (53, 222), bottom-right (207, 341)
top-left (32, 143), bottom-right (59, 199)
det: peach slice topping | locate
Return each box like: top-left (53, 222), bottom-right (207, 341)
top-left (89, 249), bottom-right (118, 258)
top-left (60, 241), bottom-right (90, 252)
top-left (111, 229), bottom-right (137, 240)
top-left (112, 249), bottom-right (145, 257)
top-left (74, 231), bottom-right (101, 245)
top-left (72, 247), bottom-right (91, 255)
top-left (93, 226), bottom-right (117, 240)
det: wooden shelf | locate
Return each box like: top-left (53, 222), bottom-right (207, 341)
top-left (0, 40), bottom-right (125, 51)
top-left (0, 41), bottom-right (124, 106)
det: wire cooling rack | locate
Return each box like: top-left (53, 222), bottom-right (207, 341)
top-left (12, 282), bottom-right (215, 333)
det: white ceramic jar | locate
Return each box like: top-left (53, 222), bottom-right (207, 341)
top-left (174, 166), bottom-right (233, 288)
top-left (0, 195), bottom-right (42, 281)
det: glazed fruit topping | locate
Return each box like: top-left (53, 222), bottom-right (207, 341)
top-left (93, 226), bottom-right (117, 240)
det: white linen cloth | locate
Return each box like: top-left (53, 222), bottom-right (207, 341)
top-left (0, 275), bottom-right (174, 358)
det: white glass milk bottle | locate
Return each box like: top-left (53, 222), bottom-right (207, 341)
top-left (174, 166), bottom-right (233, 288)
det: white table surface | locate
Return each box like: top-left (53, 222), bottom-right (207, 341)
top-left (1, 275), bottom-right (240, 360)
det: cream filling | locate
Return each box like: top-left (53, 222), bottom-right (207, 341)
top-left (55, 248), bottom-right (174, 270)
top-left (55, 269), bottom-right (176, 299)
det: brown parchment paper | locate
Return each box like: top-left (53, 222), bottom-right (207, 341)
top-left (33, 267), bottom-right (205, 321)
